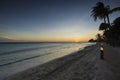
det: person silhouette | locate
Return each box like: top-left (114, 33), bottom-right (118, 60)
top-left (100, 43), bottom-right (104, 59)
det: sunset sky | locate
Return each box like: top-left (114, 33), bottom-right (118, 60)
top-left (0, 0), bottom-right (120, 42)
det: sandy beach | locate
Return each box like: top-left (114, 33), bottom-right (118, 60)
top-left (1, 0), bottom-right (120, 80)
top-left (3, 44), bottom-right (120, 80)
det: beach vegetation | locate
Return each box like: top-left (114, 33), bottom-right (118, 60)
top-left (91, 2), bottom-right (120, 26)
top-left (91, 2), bottom-right (120, 46)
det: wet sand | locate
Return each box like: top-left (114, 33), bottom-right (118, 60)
top-left (4, 44), bottom-right (120, 80)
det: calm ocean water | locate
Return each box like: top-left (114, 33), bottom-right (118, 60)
top-left (0, 42), bottom-right (95, 79)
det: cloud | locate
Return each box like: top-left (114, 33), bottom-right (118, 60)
top-left (0, 37), bottom-right (15, 42)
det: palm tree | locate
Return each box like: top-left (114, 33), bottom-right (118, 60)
top-left (91, 2), bottom-right (120, 46)
top-left (103, 17), bottom-right (120, 46)
top-left (113, 17), bottom-right (120, 27)
top-left (91, 2), bottom-right (120, 25)
top-left (96, 34), bottom-right (102, 42)
top-left (112, 17), bottom-right (120, 46)
top-left (103, 5), bottom-right (120, 26)
top-left (91, 2), bottom-right (107, 23)
top-left (99, 23), bottom-right (109, 31)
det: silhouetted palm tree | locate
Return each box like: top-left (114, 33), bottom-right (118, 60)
top-left (91, 2), bottom-right (107, 23)
top-left (91, 2), bottom-right (120, 46)
top-left (91, 2), bottom-right (120, 25)
top-left (99, 23), bottom-right (109, 31)
top-left (96, 34), bottom-right (102, 42)
top-left (103, 17), bottom-right (120, 46)
top-left (112, 17), bottom-right (120, 45)
top-left (113, 17), bottom-right (120, 27)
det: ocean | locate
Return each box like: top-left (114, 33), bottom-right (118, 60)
top-left (0, 42), bottom-right (95, 79)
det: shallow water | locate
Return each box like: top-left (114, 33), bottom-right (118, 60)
top-left (0, 42), bottom-right (95, 79)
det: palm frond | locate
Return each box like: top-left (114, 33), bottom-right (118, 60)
top-left (109, 7), bottom-right (120, 14)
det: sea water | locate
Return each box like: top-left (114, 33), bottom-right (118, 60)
top-left (0, 42), bottom-right (95, 79)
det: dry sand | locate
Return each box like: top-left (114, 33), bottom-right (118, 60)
top-left (3, 44), bottom-right (120, 80)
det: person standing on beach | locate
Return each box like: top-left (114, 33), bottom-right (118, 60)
top-left (100, 43), bottom-right (104, 59)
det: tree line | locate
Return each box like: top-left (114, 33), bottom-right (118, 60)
top-left (89, 2), bottom-right (120, 47)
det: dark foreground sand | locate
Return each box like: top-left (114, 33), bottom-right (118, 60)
top-left (4, 44), bottom-right (120, 80)
top-left (95, 44), bottom-right (120, 80)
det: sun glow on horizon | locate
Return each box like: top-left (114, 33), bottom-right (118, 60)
top-left (0, 35), bottom-right (91, 42)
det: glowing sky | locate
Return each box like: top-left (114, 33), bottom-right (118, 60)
top-left (0, 0), bottom-right (120, 42)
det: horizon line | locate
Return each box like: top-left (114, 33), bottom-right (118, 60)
top-left (0, 41), bottom-right (89, 43)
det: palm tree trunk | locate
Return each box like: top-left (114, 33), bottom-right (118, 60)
top-left (104, 17), bottom-right (106, 23)
top-left (106, 15), bottom-right (110, 26)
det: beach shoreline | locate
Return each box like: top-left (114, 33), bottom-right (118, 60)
top-left (4, 43), bottom-right (120, 80)
top-left (4, 44), bottom-right (98, 80)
